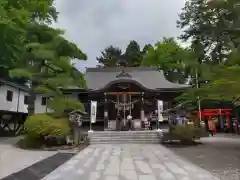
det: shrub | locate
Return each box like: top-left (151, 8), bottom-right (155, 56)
top-left (171, 124), bottom-right (201, 144)
top-left (24, 114), bottom-right (70, 139)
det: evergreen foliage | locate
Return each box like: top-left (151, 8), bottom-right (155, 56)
top-left (0, 0), bottom-right (87, 116)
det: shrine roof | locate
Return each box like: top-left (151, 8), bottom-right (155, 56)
top-left (85, 67), bottom-right (190, 91)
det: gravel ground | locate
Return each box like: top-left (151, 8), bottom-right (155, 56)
top-left (165, 136), bottom-right (240, 180)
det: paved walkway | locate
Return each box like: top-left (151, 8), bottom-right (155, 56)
top-left (0, 137), bottom-right (57, 179)
top-left (42, 144), bottom-right (219, 180)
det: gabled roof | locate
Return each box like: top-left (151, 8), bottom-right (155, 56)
top-left (0, 79), bottom-right (29, 92)
top-left (85, 67), bottom-right (190, 91)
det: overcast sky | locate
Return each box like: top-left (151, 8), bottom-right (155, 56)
top-left (53, 0), bottom-right (186, 71)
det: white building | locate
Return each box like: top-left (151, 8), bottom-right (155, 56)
top-left (0, 79), bottom-right (52, 114)
top-left (34, 95), bottom-right (52, 114)
top-left (0, 79), bottom-right (82, 135)
top-left (0, 79), bottom-right (29, 114)
top-left (34, 91), bottom-right (80, 114)
top-left (0, 79), bottom-right (79, 114)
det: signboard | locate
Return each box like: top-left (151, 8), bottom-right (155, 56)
top-left (90, 101), bottom-right (97, 123)
top-left (157, 100), bottom-right (164, 122)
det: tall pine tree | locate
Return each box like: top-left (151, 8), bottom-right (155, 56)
top-left (97, 46), bottom-right (122, 67)
top-left (124, 40), bottom-right (142, 67)
top-left (1, 0), bottom-right (87, 116)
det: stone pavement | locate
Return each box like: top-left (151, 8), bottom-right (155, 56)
top-left (0, 137), bottom-right (57, 179)
top-left (42, 144), bottom-right (219, 180)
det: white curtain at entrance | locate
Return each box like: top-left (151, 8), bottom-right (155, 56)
top-left (90, 101), bottom-right (97, 123)
top-left (140, 109), bottom-right (145, 121)
top-left (157, 100), bottom-right (164, 122)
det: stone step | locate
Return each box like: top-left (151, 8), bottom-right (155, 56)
top-left (90, 136), bottom-right (159, 139)
top-left (88, 131), bottom-right (158, 134)
top-left (88, 131), bottom-right (163, 144)
top-left (90, 139), bottom-right (159, 142)
top-left (90, 138), bottom-right (159, 141)
top-left (89, 134), bottom-right (160, 137)
top-left (90, 141), bottom-right (160, 144)
top-left (89, 135), bottom-right (159, 139)
top-left (90, 139), bottom-right (160, 142)
top-left (90, 137), bottom-right (160, 140)
top-left (89, 132), bottom-right (159, 135)
top-left (88, 132), bottom-right (161, 136)
top-left (89, 130), bottom-right (157, 134)
top-left (89, 135), bottom-right (160, 137)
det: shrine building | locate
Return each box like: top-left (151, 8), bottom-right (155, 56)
top-left (63, 67), bottom-right (190, 131)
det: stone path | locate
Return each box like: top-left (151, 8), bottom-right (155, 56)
top-left (0, 137), bottom-right (57, 179)
top-left (42, 144), bottom-right (219, 180)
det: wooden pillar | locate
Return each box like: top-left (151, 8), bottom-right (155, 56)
top-left (104, 93), bottom-right (108, 130)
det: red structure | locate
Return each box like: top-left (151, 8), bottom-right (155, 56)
top-left (198, 109), bottom-right (239, 135)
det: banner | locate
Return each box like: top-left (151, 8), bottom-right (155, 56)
top-left (140, 109), bottom-right (145, 121)
top-left (90, 101), bottom-right (97, 123)
top-left (157, 100), bottom-right (164, 122)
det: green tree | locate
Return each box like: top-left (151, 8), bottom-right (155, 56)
top-left (142, 44), bottom-right (153, 55)
top-left (1, 0), bottom-right (87, 117)
top-left (177, 0), bottom-right (232, 64)
top-left (0, 0), bottom-right (58, 70)
top-left (176, 0), bottom-right (240, 107)
top-left (11, 24), bottom-right (87, 116)
top-left (180, 0), bottom-right (240, 102)
top-left (0, 0), bottom-right (28, 70)
top-left (97, 41), bottom-right (148, 67)
top-left (141, 38), bottom-right (193, 83)
top-left (124, 40), bottom-right (142, 67)
top-left (97, 46), bottom-right (122, 67)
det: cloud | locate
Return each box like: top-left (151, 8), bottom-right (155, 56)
top-left (53, 0), bottom-right (185, 71)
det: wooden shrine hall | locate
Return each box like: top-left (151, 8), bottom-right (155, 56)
top-left (63, 67), bottom-right (190, 131)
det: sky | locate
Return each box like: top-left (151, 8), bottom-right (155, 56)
top-left (53, 0), bottom-right (186, 71)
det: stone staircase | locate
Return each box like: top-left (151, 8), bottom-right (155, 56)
top-left (88, 131), bottom-right (163, 144)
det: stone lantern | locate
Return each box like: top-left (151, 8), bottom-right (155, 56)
top-left (68, 109), bottom-right (87, 145)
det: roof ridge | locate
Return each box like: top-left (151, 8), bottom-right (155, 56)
top-left (86, 67), bottom-right (158, 72)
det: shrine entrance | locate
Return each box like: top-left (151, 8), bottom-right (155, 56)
top-left (102, 81), bottom-right (147, 131)
top-left (108, 92), bottom-right (141, 120)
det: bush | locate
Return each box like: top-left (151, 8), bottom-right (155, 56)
top-left (171, 124), bottom-right (201, 144)
top-left (24, 114), bottom-right (70, 139)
